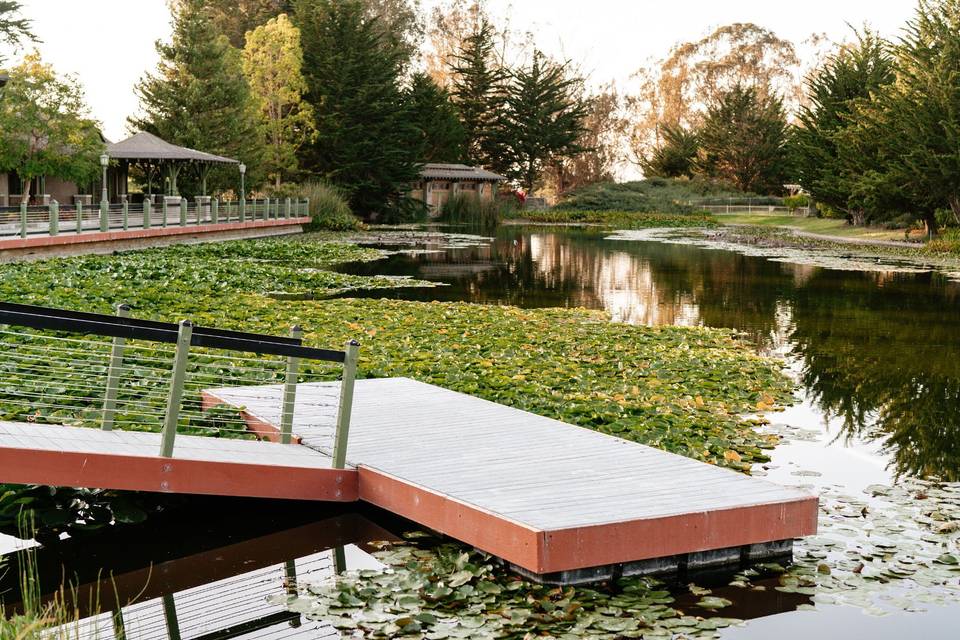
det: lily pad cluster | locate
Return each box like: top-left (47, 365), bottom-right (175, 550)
top-left (276, 538), bottom-right (745, 639)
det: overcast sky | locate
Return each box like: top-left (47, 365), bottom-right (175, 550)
top-left (5, 0), bottom-right (919, 142)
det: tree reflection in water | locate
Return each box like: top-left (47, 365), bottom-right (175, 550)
top-left (340, 226), bottom-right (960, 481)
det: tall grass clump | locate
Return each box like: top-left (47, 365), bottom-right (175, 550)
top-left (438, 193), bottom-right (513, 227)
top-left (297, 181), bottom-right (359, 231)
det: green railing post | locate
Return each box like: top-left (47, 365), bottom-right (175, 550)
top-left (239, 198), bottom-right (246, 223)
top-left (162, 198), bottom-right (168, 228)
top-left (143, 199), bottom-right (152, 229)
top-left (19, 201), bottom-right (27, 239)
top-left (101, 303), bottom-right (131, 431)
top-left (49, 200), bottom-right (59, 236)
top-left (279, 325), bottom-right (303, 445)
top-left (179, 197), bottom-right (187, 226)
top-left (122, 200), bottom-right (129, 231)
top-left (284, 197), bottom-right (291, 219)
top-left (100, 199), bottom-right (109, 232)
top-left (160, 320), bottom-right (192, 458)
top-left (331, 339), bottom-right (360, 469)
top-left (76, 202), bottom-right (84, 234)
top-left (162, 594), bottom-right (182, 640)
top-left (333, 546), bottom-right (347, 574)
top-left (211, 197), bottom-right (219, 224)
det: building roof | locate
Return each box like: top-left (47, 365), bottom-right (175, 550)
top-left (419, 163), bottom-right (506, 182)
top-left (106, 131), bottom-right (238, 164)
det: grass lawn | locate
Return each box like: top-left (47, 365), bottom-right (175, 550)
top-left (716, 213), bottom-right (918, 242)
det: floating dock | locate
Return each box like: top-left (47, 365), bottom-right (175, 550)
top-left (203, 377), bottom-right (818, 583)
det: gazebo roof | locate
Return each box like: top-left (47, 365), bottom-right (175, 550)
top-left (106, 131), bottom-right (238, 164)
top-left (420, 163), bottom-right (506, 182)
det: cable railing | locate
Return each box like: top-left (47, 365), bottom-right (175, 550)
top-left (0, 197), bottom-right (311, 240)
top-left (0, 301), bottom-right (358, 465)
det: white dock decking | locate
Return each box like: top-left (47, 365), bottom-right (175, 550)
top-left (204, 377), bottom-right (818, 580)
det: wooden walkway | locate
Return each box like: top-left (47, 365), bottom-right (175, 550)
top-left (0, 421), bottom-right (356, 502)
top-left (204, 377), bottom-right (818, 581)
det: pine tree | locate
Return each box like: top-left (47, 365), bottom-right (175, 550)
top-left (500, 51), bottom-right (588, 192)
top-left (405, 72), bottom-right (465, 163)
top-left (449, 19), bottom-right (506, 170)
top-left (243, 13), bottom-right (314, 187)
top-left (0, 0), bottom-right (33, 62)
top-left (294, 0), bottom-right (420, 219)
top-left (131, 0), bottom-right (261, 194)
top-left (694, 84), bottom-right (790, 194)
top-left (792, 31), bottom-right (894, 223)
top-left (642, 124), bottom-right (698, 178)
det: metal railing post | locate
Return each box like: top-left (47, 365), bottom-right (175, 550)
top-left (179, 197), bottom-right (187, 226)
top-left (143, 199), bottom-right (152, 229)
top-left (100, 199), bottom-right (109, 232)
top-left (160, 320), bottom-right (192, 458)
top-left (49, 200), bottom-right (58, 236)
top-left (76, 202), bottom-right (84, 234)
top-left (101, 303), bottom-right (131, 431)
top-left (211, 197), bottom-right (219, 224)
top-left (239, 198), bottom-right (246, 223)
top-left (122, 200), bottom-right (129, 231)
top-left (19, 201), bottom-right (27, 239)
top-left (279, 325), bottom-right (303, 445)
top-left (162, 198), bottom-right (168, 228)
top-left (331, 340), bottom-right (360, 469)
top-left (284, 197), bottom-right (291, 219)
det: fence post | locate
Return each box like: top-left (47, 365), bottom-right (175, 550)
top-left (239, 198), bottom-right (246, 223)
top-left (122, 200), bottom-right (129, 231)
top-left (143, 199), bottom-right (152, 229)
top-left (160, 320), bottom-right (193, 458)
top-left (49, 200), bottom-right (59, 236)
top-left (179, 197), bottom-right (187, 226)
top-left (162, 198), bottom-right (168, 228)
top-left (284, 197), bottom-right (291, 219)
top-left (19, 201), bottom-right (27, 239)
top-left (331, 340), bottom-right (360, 469)
top-left (211, 197), bottom-right (219, 224)
top-left (279, 325), bottom-right (303, 445)
top-left (100, 199), bottom-right (109, 232)
top-left (101, 303), bottom-right (131, 431)
top-left (76, 202), bottom-right (84, 234)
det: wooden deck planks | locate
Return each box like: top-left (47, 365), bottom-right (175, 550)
top-left (0, 421), bottom-right (357, 501)
top-left (204, 377), bottom-right (818, 574)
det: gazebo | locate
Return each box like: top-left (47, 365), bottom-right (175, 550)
top-left (106, 131), bottom-right (239, 201)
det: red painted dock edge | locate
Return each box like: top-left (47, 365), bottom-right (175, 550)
top-left (358, 467), bottom-right (818, 574)
top-left (0, 217), bottom-right (312, 251)
top-left (202, 393), bottom-right (302, 444)
top-left (0, 445), bottom-right (357, 502)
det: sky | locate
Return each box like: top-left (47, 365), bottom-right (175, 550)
top-left (3, 0), bottom-right (919, 143)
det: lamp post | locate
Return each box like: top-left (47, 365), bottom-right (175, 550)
top-left (99, 153), bottom-right (110, 232)
top-left (239, 163), bottom-right (246, 202)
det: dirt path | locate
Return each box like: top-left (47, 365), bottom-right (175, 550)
top-left (786, 228), bottom-right (923, 249)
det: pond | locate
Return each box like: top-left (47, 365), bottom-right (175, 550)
top-left (3, 225), bottom-right (959, 638)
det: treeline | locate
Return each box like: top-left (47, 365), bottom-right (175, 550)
top-left (639, 1), bottom-right (960, 235)
top-left (131, 0), bottom-right (590, 220)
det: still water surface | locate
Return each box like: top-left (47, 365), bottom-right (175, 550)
top-left (4, 225), bottom-right (959, 637)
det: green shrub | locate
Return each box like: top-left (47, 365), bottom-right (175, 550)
top-left (438, 193), bottom-right (513, 227)
top-left (555, 177), bottom-right (756, 213)
top-left (296, 180), bottom-right (359, 231)
top-left (523, 209), bottom-right (716, 228)
top-left (925, 228), bottom-right (960, 255)
top-left (783, 194), bottom-right (810, 212)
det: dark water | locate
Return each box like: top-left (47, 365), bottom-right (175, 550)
top-left (341, 226), bottom-right (960, 483)
top-left (4, 225), bottom-right (959, 638)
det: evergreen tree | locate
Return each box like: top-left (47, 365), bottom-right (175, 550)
top-left (0, 0), bottom-right (33, 62)
top-left (863, 0), bottom-right (960, 234)
top-left (449, 19), bottom-right (507, 170)
top-left (500, 51), bottom-right (588, 192)
top-left (792, 31), bottom-right (894, 223)
top-left (642, 124), bottom-right (698, 178)
top-left (694, 84), bottom-right (790, 194)
top-left (294, 0), bottom-right (420, 219)
top-left (131, 0), bottom-right (261, 195)
top-left (242, 13), bottom-right (314, 187)
top-left (405, 72), bottom-right (465, 163)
